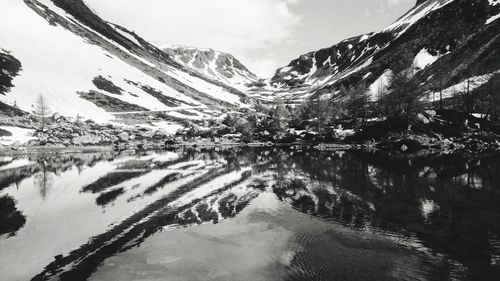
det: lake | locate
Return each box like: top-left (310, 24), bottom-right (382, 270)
top-left (1, 148), bottom-right (499, 281)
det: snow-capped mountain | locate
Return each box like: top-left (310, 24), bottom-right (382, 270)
top-left (163, 46), bottom-right (260, 91)
top-left (0, 0), bottom-right (252, 126)
top-left (270, 0), bottom-right (500, 102)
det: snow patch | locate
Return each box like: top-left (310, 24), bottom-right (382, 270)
top-left (386, 0), bottom-right (455, 37)
top-left (427, 71), bottom-right (500, 101)
top-left (413, 48), bottom-right (439, 70)
top-left (367, 70), bottom-right (393, 101)
top-left (112, 27), bottom-right (142, 47)
top-left (0, 126), bottom-right (36, 146)
top-left (486, 13), bottom-right (500, 24)
top-left (0, 159), bottom-right (36, 171)
top-left (0, 0), bottom-right (209, 123)
top-left (420, 199), bottom-right (439, 220)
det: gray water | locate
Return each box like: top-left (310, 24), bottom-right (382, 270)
top-left (0, 148), bottom-right (499, 281)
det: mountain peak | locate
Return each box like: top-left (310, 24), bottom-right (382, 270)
top-left (163, 46), bottom-right (259, 90)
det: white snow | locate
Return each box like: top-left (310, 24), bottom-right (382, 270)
top-left (167, 47), bottom-right (258, 91)
top-left (420, 199), bottom-right (439, 220)
top-left (334, 127), bottom-right (355, 139)
top-left (413, 48), bottom-right (439, 70)
top-left (139, 121), bottom-right (184, 135)
top-left (333, 57), bottom-right (374, 84)
top-left (173, 167), bottom-right (252, 207)
top-left (486, 13), bottom-right (500, 24)
top-left (0, 0), bottom-right (240, 125)
top-left (0, 126), bottom-right (36, 146)
top-left (163, 65), bottom-right (247, 107)
top-left (0, 152), bottom-right (205, 281)
top-left (427, 71), bottom-right (500, 101)
top-left (385, 0), bottom-right (455, 37)
top-left (487, 0), bottom-right (500, 24)
top-left (0, 159), bottom-right (36, 172)
top-left (367, 70), bottom-right (393, 101)
top-left (359, 34), bottom-right (370, 42)
top-left (112, 26), bottom-right (142, 47)
top-left (0, 1), bottom-right (174, 122)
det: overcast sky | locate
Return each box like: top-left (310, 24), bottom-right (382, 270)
top-left (84, 0), bottom-right (415, 78)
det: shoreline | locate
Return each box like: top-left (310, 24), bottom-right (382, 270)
top-left (1, 139), bottom-right (498, 157)
top-left (0, 145), bottom-right (114, 156)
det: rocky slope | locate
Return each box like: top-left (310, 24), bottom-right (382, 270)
top-left (163, 46), bottom-right (260, 91)
top-left (0, 0), bottom-right (253, 129)
top-left (269, 0), bottom-right (500, 103)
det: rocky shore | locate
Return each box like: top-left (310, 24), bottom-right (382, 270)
top-left (1, 109), bottom-right (500, 157)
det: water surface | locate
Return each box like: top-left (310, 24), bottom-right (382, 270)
top-left (0, 148), bottom-right (499, 281)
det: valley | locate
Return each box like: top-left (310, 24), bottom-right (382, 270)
top-left (1, 1), bottom-right (500, 280)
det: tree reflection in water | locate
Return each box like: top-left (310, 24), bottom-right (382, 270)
top-left (0, 148), bottom-right (499, 281)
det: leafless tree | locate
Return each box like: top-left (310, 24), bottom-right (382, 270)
top-left (33, 94), bottom-right (51, 131)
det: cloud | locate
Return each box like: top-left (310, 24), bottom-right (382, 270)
top-left (242, 56), bottom-right (281, 78)
top-left (386, 0), bottom-right (414, 6)
top-left (84, 0), bottom-right (304, 77)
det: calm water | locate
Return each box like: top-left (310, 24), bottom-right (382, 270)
top-left (0, 148), bottom-right (499, 281)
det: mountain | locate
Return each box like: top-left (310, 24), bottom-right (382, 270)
top-left (163, 46), bottom-right (260, 91)
top-left (269, 0), bottom-right (500, 103)
top-left (0, 0), bottom-right (252, 127)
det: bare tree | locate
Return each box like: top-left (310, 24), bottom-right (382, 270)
top-left (34, 160), bottom-right (53, 199)
top-left (33, 94), bottom-right (51, 131)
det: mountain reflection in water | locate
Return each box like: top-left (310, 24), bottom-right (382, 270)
top-left (0, 148), bottom-right (499, 281)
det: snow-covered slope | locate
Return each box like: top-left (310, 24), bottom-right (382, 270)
top-left (163, 46), bottom-right (260, 91)
top-left (0, 0), bottom-right (252, 125)
top-left (269, 0), bottom-right (500, 103)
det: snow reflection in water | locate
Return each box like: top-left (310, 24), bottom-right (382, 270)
top-left (0, 148), bottom-right (499, 281)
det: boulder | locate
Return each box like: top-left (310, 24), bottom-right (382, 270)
top-left (11, 141), bottom-right (22, 147)
top-left (396, 138), bottom-right (423, 152)
top-left (52, 112), bottom-right (62, 121)
top-left (27, 140), bottom-right (41, 146)
top-left (72, 134), bottom-right (101, 145)
top-left (417, 113), bottom-right (430, 124)
top-left (117, 132), bottom-right (129, 141)
top-left (425, 110), bottom-right (437, 117)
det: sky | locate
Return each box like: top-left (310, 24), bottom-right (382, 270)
top-left (84, 0), bottom-right (415, 78)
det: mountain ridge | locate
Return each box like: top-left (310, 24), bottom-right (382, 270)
top-left (163, 46), bottom-right (260, 91)
top-left (0, 0), bottom-right (255, 127)
top-left (268, 0), bottom-right (500, 104)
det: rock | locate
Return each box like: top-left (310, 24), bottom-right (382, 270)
top-left (442, 138), bottom-right (453, 146)
top-left (396, 138), bottom-right (423, 152)
top-left (417, 113), bottom-right (430, 124)
top-left (117, 132), bottom-right (129, 141)
top-left (72, 134), bottom-right (101, 145)
top-left (425, 110), bottom-right (437, 117)
top-left (154, 130), bottom-right (170, 139)
top-left (11, 141), bottom-right (22, 147)
top-left (27, 140), bottom-right (41, 146)
top-left (165, 137), bottom-right (177, 146)
top-left (52, 112), bottom-right (62, 121)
